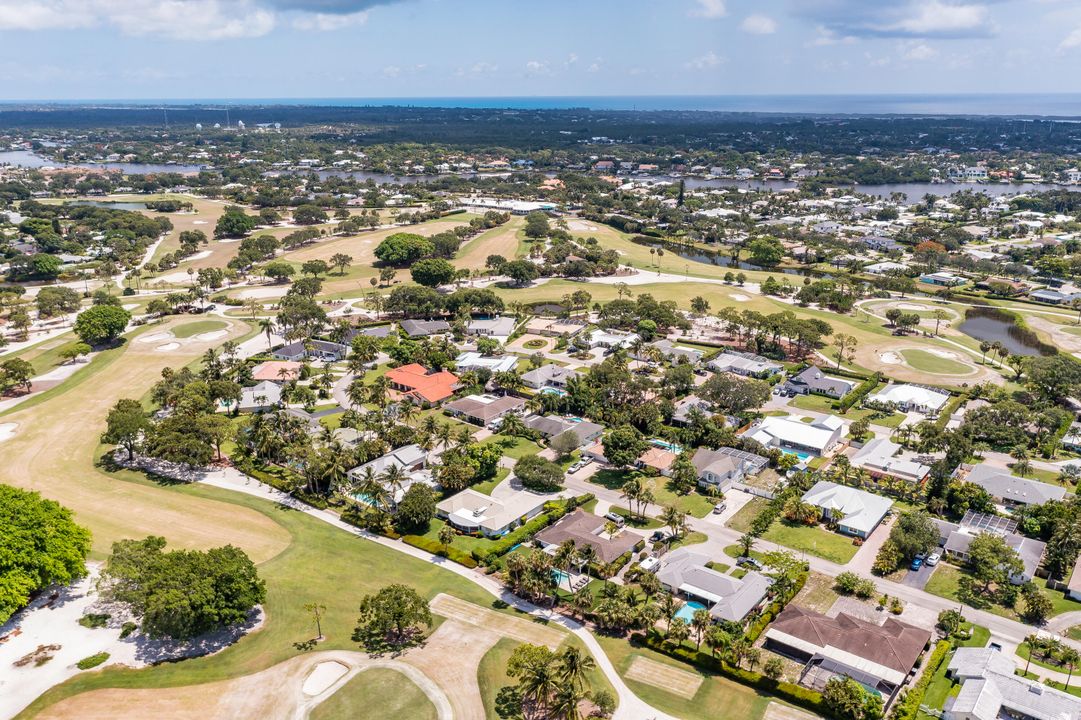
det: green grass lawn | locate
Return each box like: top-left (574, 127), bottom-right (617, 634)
top-left (171, 319), bottom-right (228, 339)
top-left (761, 521), bottom-right (859, 564)
top-left (471, 467), bottom-right (512, 496)
top-left (1068, 626), bottom-right (1081, 642)
top-left (925, 565), bottom-right (1081, 621)
top-left (588, 469), bottom-right (715, 518)
top-left (481, 434), bottom-right (545, 461)
top-left (594, 634), bottom-right (773, 720)
top-left (16, 479), bottom-right (555, 718)
top-left (606, 505), bottom-right (664, 529)
top-left (899, 348), bottom-right (973, 375)
top-left (310, 667), bottom-right (437, 720)
top-left (725, 498), bottom-right (769, 534)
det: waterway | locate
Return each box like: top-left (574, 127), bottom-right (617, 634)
top-left (66, 199), bottom-right (149, 211)
top-left (0, 150), bottom-right (204, 174)
top-left (956, 306), bottom-right (1055, 356)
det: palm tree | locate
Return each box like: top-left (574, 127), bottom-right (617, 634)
top-left (660, 594), bottom-right (677, 633)
top-left (1023, 633), bottom-right (1039, 675)
top-left (1064, 648), bottom-right (1080, 690)
top-left (550, 685), bottom-right (585, 720)
top-left (691, 608), bottom-right (711, 651)
top-left (435, 423), bottom-right (454, 451)
top-left (620, 476), bottom-right (642, 518)
top-left (575, 545), bottom-right (597, 575)
top-left (380, 464), bottom-right (407, 504)
top-left (660, 505), bottom-right (686, 541)
top-left (554, 540), bottom-right (577, 593)
top-left (557, 646), bottom-right (596, 692)
top-left (259, 318), bottom-right (275, 351)
top-left (572, 585), bottom-right (594, 619)
top-left (738, 533), bottom-right (756, 558)
top-left (705, 625), bottom-right (732, 660)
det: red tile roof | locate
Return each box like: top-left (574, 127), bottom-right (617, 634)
top-left (385, 363), bottom-right (459, 404)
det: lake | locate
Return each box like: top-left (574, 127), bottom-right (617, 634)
top-left (629, 236), bottom-right (815, 276)
top-left (956, 306), bottom-right (1056, 356)
top-left (67, 200), bottom-right (149, 211)
top-left (0, 150), bottom-right (204, 175)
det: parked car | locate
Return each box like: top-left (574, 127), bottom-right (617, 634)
top-left (604, 512), bottom-right (625, 527)
top-left (910, 556), bottom-right (924, 571)
top-left (712, 502), bottom-right (727, 515)
top-left (737, 556), bottom-right (763, 569)
top-left (925, 552), bottom-right (940, 566)
top-left (650, 529), bottom-right (674, 543)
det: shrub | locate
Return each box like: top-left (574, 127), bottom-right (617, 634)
top-left (838, 372), bottom-right (882, 413)
top-left (77, 652), bottom-right (110, 670)
top-left (120, 621), bottom-right (137, 639)
top-left (78, 613), bottom-right (111, 629)
top-left (890, 641), bottom-right (951, 720)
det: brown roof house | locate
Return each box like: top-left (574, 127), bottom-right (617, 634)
top-left (535, 509), bottom-right (641, 565)
top-left (764, 605), bottom-right (931, 701)
top-left (444, 393), bottom-right (526, 428)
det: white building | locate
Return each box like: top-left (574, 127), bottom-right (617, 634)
top-left (801, 480), bottom-right (893, 538)
top-left (867, 384), bottom-right (951, 414)
top-left (742, 415), bottom-right (845, 457)
top-left (455, 352), bottom-right (519, 374)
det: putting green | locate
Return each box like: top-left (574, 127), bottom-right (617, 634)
top-left (899, 348), bottom-right (972, 375)
top-left (172, 320), bottom-right (228, 338)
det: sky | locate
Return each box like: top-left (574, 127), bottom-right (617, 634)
top-left (0, 0), bottom-right (1079, 100)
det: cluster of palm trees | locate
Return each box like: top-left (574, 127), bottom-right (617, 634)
top-left (507, 644), bottom-right (599, 720)
top-left (1023, 633), bottom-right (1081, 689)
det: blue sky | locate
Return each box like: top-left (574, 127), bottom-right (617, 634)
top-left (0, 0), bottom-right (1078, 100)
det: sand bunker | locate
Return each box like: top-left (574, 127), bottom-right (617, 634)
top-left (302, 661), bottom-right (349, 696)
top-left (35, 362), bottom-right (86, 382)
top-left (730, 293), bottom-right (750, 301)
top-left (155, 342), bottom-right (181, 352)
top-left (196, 330), bottom-right (229, 342)
top-left (192, 220), bottom-right (208, 225)
top-left (895, 302), bottom-right (930, 311)
top-left (187, 250), bottom-right (212, 261)
top-left (137, 331), bottom-right (174, 344)
top-left (154, 271), bottom-right (196, 284)
top-left (237, 287), bottom-right (289, 299)
top-left (879, 351), bottom-right (902, 364)
top-left (0, 423), bottom-right (17, 443)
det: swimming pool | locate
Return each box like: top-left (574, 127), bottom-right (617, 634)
top-left (781, 449), bottom-right (814, 462)
top-left (552, 569), bottom-right (572, 585)
top-left (673, 600), bottom-right (707, 623)
top-left (650, 438), bottom-right (684, 453)
top-left (540, 387), bottom-right (568, 397)
top-left (352, 493), bottom-right (377, 506)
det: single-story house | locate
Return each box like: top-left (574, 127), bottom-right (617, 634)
top-left (400, 319), bottom-right (451, 338)
top-left (867, 383), bottom-right (951, 414)
top-left (850, 438), bottom-right (931, 483)
top-left (742, 415), bottom-right (845, 457)
top-left (960, 463), bottom-right (1067, 508)
top-left (708, 351), bottom-right (782, 379)
top-left (920, 271), bottom-right (966, 286)
top-left (1031, 289), bottom-right (1081, 305)
top-left (588, 328), bottom-right (639, 350)
top-left (273, 339), bottom-right (348, 362)
top-left (385, 363), bottom-right (459, 406)
top-left (467, 316), bottom-right (517, 337)
top-left (637, 446), bottom-right (678, 474)
top-left (634, 339), bottom-right (703, 366)
top-left (522, 415), bottom-right (603, 446)
top-left (251, 360), bottom-right (303, 383)
top-left (521, 364), bottom-right (581, 390)
top-left (444, 393), bottom-right (526, 427)
top-left (672, 395), bottom-right (715, 426)
top-left (944, 647), bottom-right (1081, 720)
top-left (536, 509), bottom-right (641, 565)
top-left (1068, 555), bottom-right (1081, 602)
top-left (864, 261), bottom-right (909, 275)
top-left (437, 488), bottom-right (549, 537)
top-left (801, 480), bottom-right (893, 538)
top-left (523, 318), bottom-right (586, 337)
top-left (692, 447), bottom-right (769, 491)
top-left (936, 511), bottom-right (1045, 584)
top-left (342, 323), bottom-right (394, 343)
top-left (237, 380), bottom-right (283, 412)
top-left (347, 444), bottom-right (431, 505)
top-left (764, 605), bottom-right (931, 702)
top-left (455, 352), bottom-right (519, 374)
top-left (784, 366), bottom-right (856, 399)
top-left (657, 548), bottom-right (771, 623)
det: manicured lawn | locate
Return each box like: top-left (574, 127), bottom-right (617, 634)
top-left (925, 566), bottom-right (1081, 621)
top-left (924, 564), bottom-right (965, 603)
top-left (310, 667), bottom-right (437, 720)
top-left (471, 467), bottom-right (512, 496)
top-left (725, 498), bottom-right (769, 534)
top-left (1068, 626), bottom-right (1081, 642)
top-left (899, 348), bottom-right (972, 375)
top-left (589, 469), bottom-right (715, 518)
top-left (789, 392), bottom-right (905, 428)
top-left (606, 505), bottom-right (664, 529)
top-left (482, 434), bottom-right (545, 461)
top-left (762, 521), bottom-right (859, 564)
top-left (171, 319), bottom-right (228, 338)
top-left (594, 634), bottom-right (773, 720)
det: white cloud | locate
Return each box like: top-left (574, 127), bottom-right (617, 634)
top-left (382, 65), bottom-right (401, 78)
top-left (901, 42), bottom-right (938, 60)
top-left (587, 62), bottom-right (601, 73)
top-left (1061, 24), bottom-right (1081, 50)
top-left (889, 1), bottom-right (987, 36)
top-left (740, 14), bottom-right (777, 34)
top-left (291, 9), bottom-right (368, 30)
top-left (525, 60), bottom-right (550, 76)
top-left (690, 0), bottom-right (725, 19)
top-left (456, 61), bottom-right (498, 77)
top-left (795, 0), bottom-right (996, 39)
top-left (685, 50), bottom-right (724, 70)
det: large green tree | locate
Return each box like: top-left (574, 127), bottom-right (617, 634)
top-left (74, 305), bottom-right (131, 345)
top-left (353, 583), bottom-right (432, 649)
top-left (374, 233), bottom-right (433, 266)
top-left (410, 258), bottom-right (457, 288)
top-left (101, 398), bottom-right (150, 460)
top-left (0, 485), bottom-right (91, 624)
top-left (514, 454), bottom-right (564, 492)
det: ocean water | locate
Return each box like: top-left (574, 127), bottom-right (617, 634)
top-left (7, 94), bottom-right (1081, 117)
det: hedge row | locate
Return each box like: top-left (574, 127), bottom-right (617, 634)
top-left (472, 494), bottom-right (594, 564)
top-left (889, 640), bottom-right (952, 720)
top-left (633, 631), bottom-right (831, 718)
top-left (745, 571), bottom-right (808, 643)
top-left (235, 457), bottom-right (329, 509)
top-left (933, 393), bottom-right (966, 431)
top-left (402, 534), bottom-right (479, 568)
top-left (339, 505), bottom-right (401, 539)
top-left (837, 372), bottom-right (882, 413)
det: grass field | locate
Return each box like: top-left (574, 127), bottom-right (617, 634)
top-left (310, 668), bottom-right (437, 720)
top-left (171, 319), bottom-right (228, 339)
top-left (761, 521), bottom-right (859, 564)
top-left (589, 468), bottom-right (716, 518)
top-left (788, 390), bottom-right (906, 428)
top-left (925, 565), bottom-right (1081, 620)
top-left (725, 498), bottom-right (770, 534)
top-left (899, 348), bottom-right (973, 375)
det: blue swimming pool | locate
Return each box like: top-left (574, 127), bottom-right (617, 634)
top-left (650, 438), bottom-right (684, 453)
top-left (352, 493), bottom-right (377, 506)
top-left (552, 569), bottom-right (572, 585)
top-left (781, 449), bottom-right (814, 462)
top-left (673, 600), bottom-right (707, 623)
top-left (541, 387), bottom-right (568, 397)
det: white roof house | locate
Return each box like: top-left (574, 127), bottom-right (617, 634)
top-left (945, 647), bottom-right (1081, 720)
top-left (851, 438), bottom-right (930, 483)
top-left (436, 488), bottom-right (549, 537)
top-left (962, 463), bottom-right (1067, 507)
top-left (236, 380), bottom-right (283, 412)
top-left (801, 480), bottom-right (893, 538)
top-left (868, 384), bottom-right (950, 414)
top-left (656, 548), bottom-right (771, 622)
top-left (588, 328), bottom-right (639, 349)
top-left (708, 351), bottom-right (783, 378)
top-left (455, 352), bottom-right (519, 374)
top-left (742, 415), bottom-right (845, 456)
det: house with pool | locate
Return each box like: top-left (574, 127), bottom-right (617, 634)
top-left (741, 414), bottom-right (846, 458)
top-left (656, 547), bottom-right (772, 623)
top-left (436, 488), bottom-right (549, 537)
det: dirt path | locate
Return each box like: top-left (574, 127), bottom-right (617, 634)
top-left (0, 317), bottom-right (289, 561)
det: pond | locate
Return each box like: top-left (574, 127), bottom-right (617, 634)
top-left (956, 306), bottom-right (1056, 356)
top-left (0, 150), bottom-right (204, 174)
top-left (66, 200), bottom-right (149, 211)
top-left (629, 236), bottom-right (815, 276)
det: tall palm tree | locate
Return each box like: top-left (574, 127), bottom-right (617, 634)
top-left (620, 477), bottom-right (642, 518)
top-left (557, 646), bottom-right (596, 693)
top-left (259, 318), bottom-right (275, 351)
top-left (380, 464), bottom-right (408, 504)
top-left (554, 540), bottom-right (577, 593)
top-left (691, 608), bottom-right (711, 651)
top-left (1023, 634), bottom-right (1039, 675)
top-left (1064, 648), bottom-right (1080, 690)
top-left (435, 423), bottom-right (454, 452)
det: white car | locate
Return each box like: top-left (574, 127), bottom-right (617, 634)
top-left (639, 556), bottom-right (659, 573)
top-left (925, 552), bottom-right (941, 566)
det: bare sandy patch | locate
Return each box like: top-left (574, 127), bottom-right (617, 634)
top-left (402, 620), bottom-right (497, 720)
top-left (730, 293), bottom-right (750, 302)
top-left (303, 661), bottom-right (350, 696)
top-left (196, 330), bottom-right (229, 342)
top-left (895, 302), bottom-right (930, 311)
top-left (186, 250), bottom-right (212, 261)
top-left (879, 351), bottom-right (902, 364)
top-left (137, 331), bottom-right (174, 344)
top-left (764, 701), bottom-right (821, 720)
top-left (0, 422), bottom-right (16, 442)
top-left (237, 286), bottom-right (290, 300)
top-left (155, 342), bottom-right (181, 352)
top-left (429, 594), bottom-right (564, 648)
top-left (625, 656), bottom-right (703, 699)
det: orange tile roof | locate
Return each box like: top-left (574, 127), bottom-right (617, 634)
top-left (251, 361), bottom-right (303, 382)
top-left (386, 364), bottom-right (459, 404)
top-left (638, 447), bottom-right (677, 472)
